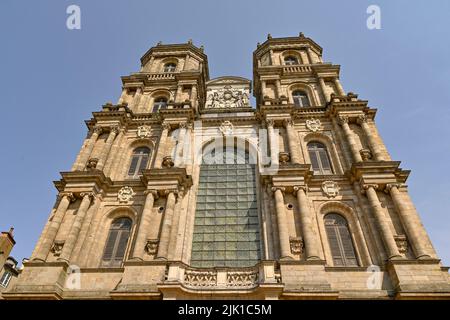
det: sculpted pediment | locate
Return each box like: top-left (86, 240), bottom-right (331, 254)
top-left (204, 76), bottom-right (252, 109)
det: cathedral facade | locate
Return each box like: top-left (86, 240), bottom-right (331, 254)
top-left (5, 34), bottom-right (450, 299)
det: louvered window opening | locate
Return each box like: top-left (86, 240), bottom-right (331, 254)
top-left (308, 142), bottom-right (333, 174)
top-left (152, 97), bottom-right (168, 113)
top-left (101, 218), bottom-right (132, 268)
top-left (128, 147), bottom-right (150, 178)
top-left (324, 213), bottom-right (358, 266)
top-left (191, 146), bottom-right (261, 268)
top-left (292, 90), bottom-right (310, 107)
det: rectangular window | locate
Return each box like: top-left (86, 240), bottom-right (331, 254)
top-left (0, 271), bottom-right (12, 288)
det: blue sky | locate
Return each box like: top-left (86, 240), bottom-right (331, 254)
top-left (1, 0), bottom-right (449, 266)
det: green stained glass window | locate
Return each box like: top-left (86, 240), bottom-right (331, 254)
top-left (191, 146), bottom-right (261, 268)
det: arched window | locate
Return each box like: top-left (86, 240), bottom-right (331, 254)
top-left (292, 90), bottom-right (310, 107)
top-left (152, 97), bottom-right (167, 113)
top-left (284, 56), bottom-right (299, 65)
top-left (324, 213), bottom-right (358, 266)
top-left (101, 217), bottom-right (132, 267)
top-left (163, 62), bottom-right (177, 72)
top-left (128, 147), bottom-right (150, 178)
top-left (307, 142), bottom-right (333, 174)
top-left (191, 145), bottom-right (260, 268)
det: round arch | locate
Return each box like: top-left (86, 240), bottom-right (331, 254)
top-left (302, 132), bottom-right (344, 175)
top-left (287, 82), bottom-right (319, 106)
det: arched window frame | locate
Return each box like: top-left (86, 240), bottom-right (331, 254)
top-left (127, 146), bottom-right (151, 178)
top-left (323, 213), bottom-right (359, 267)
top-left (163, 62), bottom-right (177, 73)
top-left (100, 217), bottom-right (133, 268)
top-left (307, 141), bottom-right (333, 174)
top-left (292, 90), bottom-right (311, 107)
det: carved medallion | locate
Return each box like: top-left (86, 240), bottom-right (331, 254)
top-left (219, 121), bottom-right (234, 136)
top-left (118, 186), bottom-right (136, 203)
top-left (394, 234), bottom-right (408, 255)
top-left (50, 241), bottom-right (64, 257)
top-left (137, 125), bottom-right (151, 138)
top-left (321, 181), bottom-right (340, 198)
top-left (306, 118), bottom-right (322, 132)
top-left (290, 237), bottom-right (304, 254)
top-left (145, 239), bottom-right (159, 255)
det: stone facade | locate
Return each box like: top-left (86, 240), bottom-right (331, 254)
top-left (4, 34), bottom-right (450, 300)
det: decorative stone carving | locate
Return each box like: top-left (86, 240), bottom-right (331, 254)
top-left (289, 237), bottom-right (304, 254)
top-left (184, 270), bottom-right (217, 287)
top-left (117, 186), bottom-right (136, 203)
top-left (137, 125), bottom-right (151, 138)
top-left (321, 181), bottom-right (340, 198)
top-left (360, 148), bottom-right (373, 161)
top-left (162, 156), bottom-right (174, 168)
top-left (50, 241), bottom-right (64, 257)
top-left (145, 239), bottom-right (159, 255)
top-left (86, 158), bottom-right (98, 170)
top-left (306, 118), bottom-right (322, 132)
top-left (338, 115), bottom-right (349, 125)
top-left (205, 77), bottom-right (251, 109)
top-left (227, 270), bottom-right (259, 287)
top-left (395, 234), bottom-right (408, 255)
top-left (219, 120), bottom-right (234, 136)
top-left (278, 152), bottom-right (290, 165)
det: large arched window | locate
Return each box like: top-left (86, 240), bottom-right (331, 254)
top-left (307, 142), bottom-right (333, 174)
top-left (284, 56), bottom-right (299, 65)
top-left (292, 90), bottom-right (310, 107)
top-left (101, 217), bottom-right (132, 267)
top-left (324, 213), bottom-right (358, 266)
top-left (191, 145), bottom-right (260, 268)
top-left (163, 62), bottom-right (177, 72)
top-left (128, 147), bottom-right (150, 178)
top-left (152, 97), bottom-right (167, 113)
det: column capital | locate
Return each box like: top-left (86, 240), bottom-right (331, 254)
top-left (162, 122), bottom-right (171, 131)
top-left (385, 183), bottom-right (404, 193)
top-left (110, 125), bottom-right (120, 135)
top-left (266, 119), bottom-right (275, 127)
top-left (79, 192), bottom-right (95, 202)
top-left (144, 189), bottom-right (159, 199)
top-left (163, 189), bottom-right (178, 197)
top-left (178, 122), bottom-right (188, 129)
top-left (360, 183), bottom-right (379, 194)
top-left (59, 192), bottom-right (75, 202)
top-left (293, 185), bottom-right (308, 195)
top-left (92, 126), bottom-right (103, 135)
top-left (270, 186), bottom-right (286, 194)
top-left (357, 114), bottom-right (368, 124)
top-left (338, 115), bottom-right (349, 126)
top-left (283, 118), bottom-right (294, 127)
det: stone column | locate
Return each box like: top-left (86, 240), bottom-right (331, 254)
top-left (362, 184), bottom-right (401, 259)
top-left (294, 186), bottom-right (320, 260)
top-left (357, 114), bottom-right (384, 161)
top-left (174, 123), bottom-right (187, 167)
top-left (175, 84), bottom-right (183, 103)
top-left (132, 87), bottom-right (142, 111)
top-left (184, 54), bottom-right (190, 70)
top-left (190, 85), bottom-right (197, 110)
top-left (131, 190), bottom-right (158, 260)
top-left (275, 79), bottom-right (282, 99)
top-left (59, 192), bottom-right (94, 262)
top-left (261, 80), bottom-right (267, 101)
top-left (266, 120), bottom-right (278, 166)
top-left (318, 77), bottom-right (329, 103)
top-left (96, 126), bottom-right (119, 170)
top-left (272, 187), bottom-right (291, 259)
top-left (33, 192), bottom-right (74, 261)
top-left (305, 47), bottom-right (314, 64)
top-left (154, 123), bottom-right (171, 168)
top-left (284, 119), bottom-right (301, 164)
top-left (117, 88), bottom-right (127, 104)
top-left (74, 126), bottom-right (102, 171)
top-left (334, 78), bottom-right (345, 96)
top-left (385, 184), bottom-right (435, 259)
top-left (338, 116), bottom-right (363, 163)
top-left (104, 128), bottom-right (124, 176)
top-left (156, 190), bottom-right (177, 260)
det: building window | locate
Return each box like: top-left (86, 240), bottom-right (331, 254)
top-left (292, 90), bottom-right (310, 107)
top-left (324, 213), bottom-right (358, 266)
top-left (284, 56), bottom-right (299, 65)
top-left (191, 146), bottom-right (261, 268)
top-left (152, 97), bottom-right (167, 113)
top-left (307, 142), bottom-right (333, 174)
top-left (101, 218), bottom-right (132, 268)
top-left (0, 271), bottom-right (12, 288)
top-left (163, 62), bottom-right (177, 72)
top-left (128, 147), bottom-right (150, 178)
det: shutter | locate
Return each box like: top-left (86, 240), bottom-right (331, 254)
top-left (114, 229), bottom-right (130, 261)
top-left (102, 230), bottom-right (118, 262)
top-left (338, 225), bottom-right (358, 266)
top-left (128, 156), bottom-right (139, 176)
top-left (138, 155), bottom-right (149, 173)
top-left (326, 224), bottom-right (344, 266)
top-left (301, 95), bottom-right (310, 107)
top-left (308, 150), bottom-right (320, 172)
top-left (318, 149), bottom-right (332, 174)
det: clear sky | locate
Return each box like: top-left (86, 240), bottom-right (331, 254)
top-left (1, 0), bottom-right (449, 266)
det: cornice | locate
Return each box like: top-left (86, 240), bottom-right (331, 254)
top-left (253, 35), bottom-right (323, 59)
